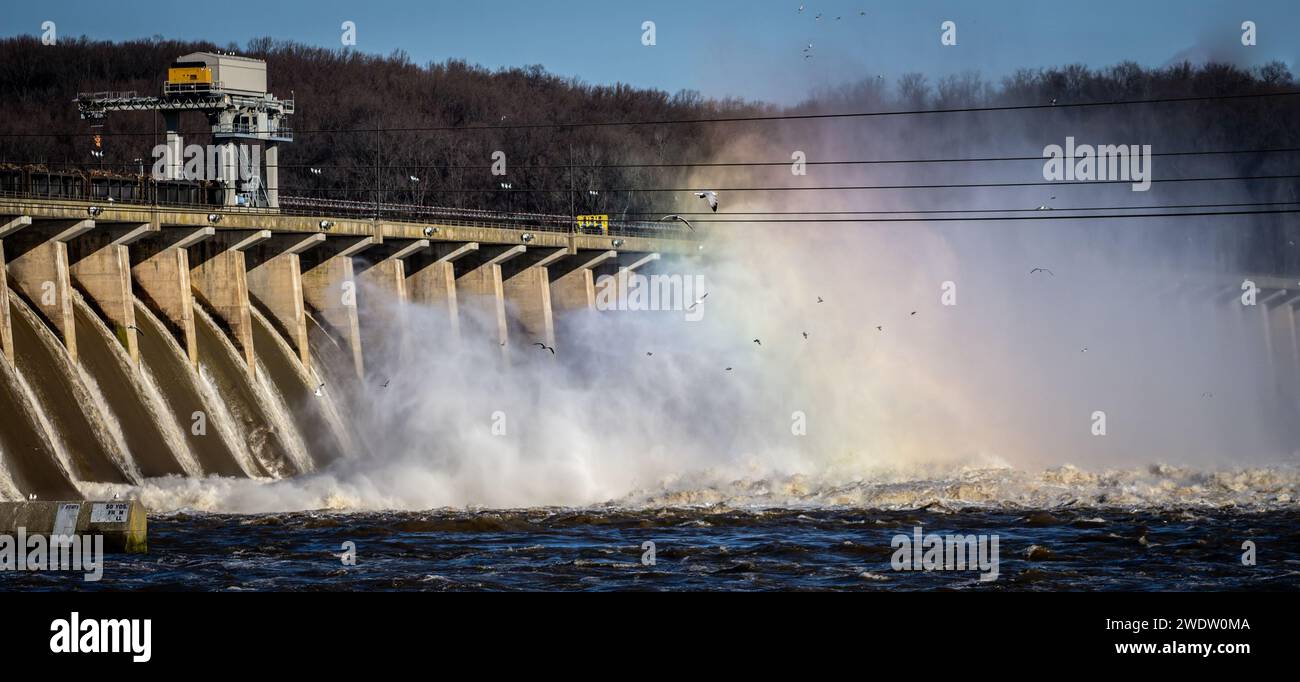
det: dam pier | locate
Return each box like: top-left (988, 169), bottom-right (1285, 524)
top-left (0, 196), bottom-right (699, 501)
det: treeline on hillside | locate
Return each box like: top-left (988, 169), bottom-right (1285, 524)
top-left (0, 35), bottom-right (1295, 219)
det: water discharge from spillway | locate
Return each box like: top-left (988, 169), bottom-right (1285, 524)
top-left (190, 301), bottom-right (314, 478)
top-left (70, 293), bottom-right (203, 479)
top-left (132, 298), bottom-right (255, 478)
top-left (5, 294), bottom-right (130, 495)
top-left (249, 304), bottom-right (355, 467)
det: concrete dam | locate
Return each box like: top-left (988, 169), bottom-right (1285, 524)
top-left (0, 195), bottom-right (697, 501)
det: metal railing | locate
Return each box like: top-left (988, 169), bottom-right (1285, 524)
top-left (162, 81), bottom-right (223, 96)
top-left (0, 186), bottom-right (697, 241)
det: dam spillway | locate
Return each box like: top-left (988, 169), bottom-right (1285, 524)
top-left (0, 196), bottom-right (698, 500)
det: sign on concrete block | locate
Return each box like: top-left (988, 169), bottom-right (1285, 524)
top-left (52, 503), bottom-right (82, 538)
top-left (91, 502), bottom-right (130, 524)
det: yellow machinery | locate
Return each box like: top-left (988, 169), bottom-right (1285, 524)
top-left (165, 63), bottom-right (213, 90)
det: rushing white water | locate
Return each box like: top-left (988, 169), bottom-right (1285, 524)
top-left (8, 294), bottom-right (137, 485)
top-left (132, 299), bottom-right (263, 479)
top-left (71, 294), bottom-right (204, 478)
top-left (0, 444), bottom-right (22, 501)
top-left (191, 303), bottom-right (313, 476)
top-left (249, 305), bottom-right (354, 468)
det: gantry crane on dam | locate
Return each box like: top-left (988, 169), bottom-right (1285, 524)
top-left (75, 51), bottom-right (294, 208)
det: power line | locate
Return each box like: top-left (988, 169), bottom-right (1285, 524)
top-left (166, 172), bottom-right (1300, 194)
top-left (15, 145), bottom-right (1298, 171)
top-left (6, 90), bottom-right (1299, 139)
top-left (648, 208), bottom-right (1300, 223)
top-left (618, 200), bottom-right (1300, 216)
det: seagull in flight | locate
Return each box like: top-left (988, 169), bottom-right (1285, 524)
top-left (687, 292), bottom-right (709, 311)
top-left (753, 339), bottom-right (762, 346)
top-left (802, 332), bottom-right (809, 339)
top-left (817, 296), bottom-right (824, 303)
top-left (1029, 267), bottom-right (1055, 276)
top-left (694, 191), bottom-right (719, 212)
top-left (659, 214), bottom-right (696, 231)
top-left (314, 383), bottom-right (325, 397)
top-left (532, 342), bottom-right (555, 355)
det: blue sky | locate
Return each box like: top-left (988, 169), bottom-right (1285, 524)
top-left (3, 0), bottom-right (1297, 103)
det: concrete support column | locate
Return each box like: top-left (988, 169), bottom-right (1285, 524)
top-left (129, 227), bottom-right (213, 369)
top-left (355, 239), bottom-right (429, 372)
top-left (265, 143), bottom-right (280, 209)
top-left (2, 219), bottom-right (95, 363)
top-left (245, 233), bottom-right (325, 369)
top-left (594, 252), bottom-right (662, 309)
top-left (454, 245), bottom-right (526, 349)
top-left (406, 242), bottom-right (477, 341)
top-left (300, 236), bottom-right (375, 379)
top-left (0, 216), bottom-right (32, 364)
top-left (549, 249), bottom-right (616, 312)
top-left (187, 230), bottom-right (271, 380)
top-left (66, 223), bottom-right (156, 366)
top-left (502, 247), bottom-right (567, 348)
top-left (162, 113), bottom-right (183, 183)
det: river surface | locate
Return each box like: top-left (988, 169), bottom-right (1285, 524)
top-left (3, 506), bottom-right (1297, 591)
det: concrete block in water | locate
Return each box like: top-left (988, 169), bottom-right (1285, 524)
top-left (0, 500), bottom-right (147, 553)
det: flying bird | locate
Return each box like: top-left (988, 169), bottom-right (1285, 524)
top-left (1029, 267), bottom-right (1055, 276)
top-left (687, 293), bottom-right (709, 311)
top-left (817, 296), bottom-right (824, 303)
top-left (381, 378), bottom-right (390, 388)
top-left (876, 326), bottom-right (883, 332)
top-left (659, 214), bottom-right (696, 231)
top-left (314, 383), bottom-right (325, 397)
top-left (533, 342), bottom-right (556, 355)
top-left (725, 367), bottom-right (733, 372)
top-left (753, 339), bottom-right (762, 346)
top-left (802, 332), bottom-right (809, 339)
top-left (647, 352), bottom-right (653, 357)
top-left (694, 191), bottom-right (719, 212)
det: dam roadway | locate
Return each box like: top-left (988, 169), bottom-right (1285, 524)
top-left (0, 196), bottom-right (699, 500)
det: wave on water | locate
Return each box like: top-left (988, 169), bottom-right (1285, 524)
top-left (79, 463), bottom-right (1299, 515)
